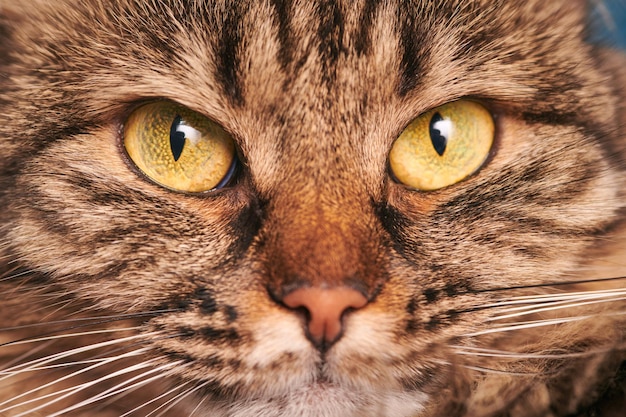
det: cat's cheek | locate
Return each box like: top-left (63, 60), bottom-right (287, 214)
top-left (51, 127), bottom-right (144, 192)
top-left (6, 128), bottom-right (251, 308)
top-left (146, 305), bottom-right (321, 396)
top-left (495, 118), bottom-right (624, 225)
top-left (385, 114), bottom-right (623, 290)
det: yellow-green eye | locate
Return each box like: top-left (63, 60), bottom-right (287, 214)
top-left (124, 102), bottom-right (237, 193)
top-left (389, 100), bottom-right (494, 191)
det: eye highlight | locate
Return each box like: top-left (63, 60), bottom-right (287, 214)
top-left (124, 102), bottom-right (237, 193)
top-left (389, 100), bottom-right (495, 191)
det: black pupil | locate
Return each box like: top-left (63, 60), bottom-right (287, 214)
top-left (429, 112), bottom-right (447, 156)
top-left (170, 115), bottom-right (186, 161)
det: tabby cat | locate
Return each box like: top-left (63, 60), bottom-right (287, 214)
top-left (1, 0), bottom-right (625, 416)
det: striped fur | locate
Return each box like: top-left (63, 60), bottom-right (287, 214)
top-left (0, 1), bottom-right (625, 416)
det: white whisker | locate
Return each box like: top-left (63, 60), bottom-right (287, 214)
top-left (4, 355), bottom-right (158, 417)
top-left (188, 395), bottom-right (208, 416)
top-left (1, 353), bottom-right (150, 377)
top-left (462, 311), bottom-right (626, 337)
top-left (119, 374), bottom-right (194, 417)
top-left (0, 333), bottom-right (155, 382)
top-left (450, 345), bottom-right (625, 359)
top-left (0, 269), bottom-right (33, 282)
top-left (483, 288), bottom-right (626, 309)
top-left (0, 340), bottom-right (56, 371)
top-left (0, 348), bottom-right (151, 411)
top-left (0, 309), bottom-right (178, 332)
top-left (488, 295), bottom-right (626, 321)
top-left (149, 380), bottom-right (213, 417)
top-left (1, 327), bottom-right (142, 348)
top-left (46, 360), bottom-right (184, 417)
top-left (461, 364), bottom-right (541, 376)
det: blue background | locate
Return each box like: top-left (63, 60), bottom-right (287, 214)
top-left (591, 0), bottom-right (626, 48)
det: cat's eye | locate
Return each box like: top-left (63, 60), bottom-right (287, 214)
top-left (389, 100), bottom-right (494, 191)
top-left (123, 102), bottom-right (237, 193)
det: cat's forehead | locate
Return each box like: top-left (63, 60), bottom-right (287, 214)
top-left (1, 0), bottom-right (603, 196)
top-left (6, 0), bottom-right (590, 108)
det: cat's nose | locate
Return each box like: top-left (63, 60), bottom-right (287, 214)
top-left (282, 287), bottom-right (368, 346)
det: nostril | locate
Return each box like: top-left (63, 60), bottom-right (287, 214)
top-left (282, 287), bottom-right (368, 346)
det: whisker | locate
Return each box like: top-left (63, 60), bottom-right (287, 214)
top-left (488, 295), bottom-right (626, 321)
top-left (450, 344), bottom-right (626, 359)
top-left (46, 360), bottom-right (185, 417)
top-left (0, 309), bottom-right (180, 333)
top-left (472, 276), bottom-right (626, 294)
top-left (0, 333), bottom-right (156, 381)
top-left (1, 331), bottom-right (183, 408)
top-left (460, 364), bottom-right (542, 376)
top-left (0, 363), bottom-right (127, 412)
top-left (429, 358), bottom-right (539, 377)
top-left (119, 376), bottom-right (195, 417)
top-left (462, 311), bottom-right (626, 337)
top-left (1, 351), bottom-right (153, 377)
top-left (0, 268), bottom-right (33, 282)
top-left (188, 395), bottom-right (208, 417)
top-left (0, 349), bottom-right (152, 414)
top-left (38, 298), bottom-right (83, 322)
top-left (150, 380), bottom-right (213, 417)
top-left (86, 333), bottom-right (188, 412)
top-left (484, 288), bottom-right (626, 306)
top-left (1, 339), bottom-right (56, 371)
top-left (1, 327), bottom-right (142, 349)
top-left (451, 287), bottom-right (626, 317)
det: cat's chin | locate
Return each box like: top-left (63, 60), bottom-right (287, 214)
top-left (194, 382), bottom-right (429, 417)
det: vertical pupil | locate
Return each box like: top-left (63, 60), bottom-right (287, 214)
top-left (429, 112), bottom-right (447, 156)
top-left (170, 115), bottom-right (186, 161)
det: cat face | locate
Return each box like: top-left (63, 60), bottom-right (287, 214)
top-left (1, 1), bottom-right (625, 416)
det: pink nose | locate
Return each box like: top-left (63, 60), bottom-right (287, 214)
top-left (282, 287), bottom-right (368, 345)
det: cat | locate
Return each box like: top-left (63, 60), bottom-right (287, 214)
top-left (1, 0), bottom-right (626, 416)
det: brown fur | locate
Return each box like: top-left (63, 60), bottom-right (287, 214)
top-left (0, 1), bottom-right (625, 416)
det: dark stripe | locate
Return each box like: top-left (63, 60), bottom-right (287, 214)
top-left (425, 309), bottom-right (460, 331)
top-left (216, 3), bottom-right (245, 106)
top-left (519, 111), bottom-right (625, 175)
top-left (224, 305), bottom-right (239, 323)
top-left (176, 325), bottom-right (240, 345)
top-left (197, 353), bottom-right (223, 368)
top-left (521, 110), bottom-right (580, 126)
top-left (196, 288), bottom-right (219, 315)
top-left (157, 295), bottom-right (192, 312)
top-left (439, 151), bottom-right (598, 220)
top-left (0, 17), bottom-right (17, 109)
top-left (316, 0), bottom-right (345, 83)
top-left (270, 0), bottom-right (295, 71)
top-left (161, 349), bottom-right (195, 363)
top-left (354, 0), bottom-right (381, 56)
top-left (200, 326), bottom-right (240, 342)
top-left (406, 297), bottom-right (419, 313)
top-left (422, 289), bottom-right (439, 304)
top-left (16, 122), bottom-right (94, 160)
top-left (450, 3), bottom-right (498, 63)
top-left (196, 378), bottom-right (236, 399)
top-left (396, 4), bottom-right (428, 96)
top-left (372, 199), bottom-right (418, 255)
top-left (405, 318), bottom-right (422, 333)
top-left (226, 193), bottom-right (264, 263)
